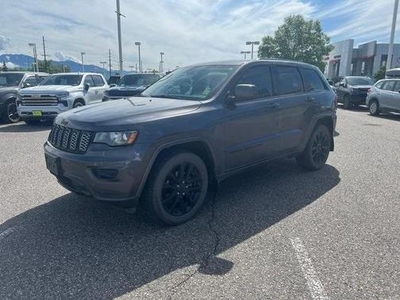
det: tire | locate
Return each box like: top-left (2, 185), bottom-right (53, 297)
top-left (296, 124), bottom-right (331, 171)
top-left (73, 100), bottom-right (85, 108)
top-left (2, 100), bottom-right (21, 124)
top-left (140, 151), bottom-right (209, 226)
top-left (369, 99), bottom-right (380, 116)
top-left (24, 119), bottom-right (41, 125)
top-left (343, 95), bottom-right (351, 109)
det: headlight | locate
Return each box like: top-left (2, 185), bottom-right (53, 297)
top-left (57, 91), bottom-right (70, 98)
top-left (93, 131), bottom-right (138, 146)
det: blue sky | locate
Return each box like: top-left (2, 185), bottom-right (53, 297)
top-left (1, 0), bottom-right (399, 71)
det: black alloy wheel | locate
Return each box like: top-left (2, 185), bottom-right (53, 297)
top-left (297, 124), bottom-right (331, 171)
top-left (5, 101), bottom-right (21, 123)
top-left (141, 151), bottom-right (208, 225)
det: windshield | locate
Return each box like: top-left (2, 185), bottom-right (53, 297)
top-left (40, 74), bottom-right (83, 86)
top-left (141, 65), bottom-right (239, 100)
top-left (119, 74), bottom-right (160, 87)
top-left (0, 73), bottom-right (24, 87)
top-left (347, 77), bottom-right (374, 85)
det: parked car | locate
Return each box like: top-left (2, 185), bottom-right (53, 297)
top-left (0, 71), bottom-right (48, 123)
top-left (44, 60), bottom-right (337, 225)
top-left (103, 73), bottom-right (161, 101)
top-left (107, 74), bottom-right (121, 85)
top-left (17, 72), bottom-right (108, 124)
top-left (334, 76), bottom-right (374, 109)
top-left (366, 79), bottom-right (400, 115)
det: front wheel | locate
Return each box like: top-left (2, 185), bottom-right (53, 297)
top-left (140, 151), bottom-right (209, 226)
top-left (343, 95), bottom-right (351, 109)
top-left (297, 124), bottom-right (331, 171)
top-left (369, 100), bottom-right (380, 116)
top-left (3, 100), bottom-right (21, 123)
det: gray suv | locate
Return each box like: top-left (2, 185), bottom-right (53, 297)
top-left (44, 60), bottom-right (337, 225)
top-left (366, 79), bottom-right (400, 115)
top-left (0, 71), bottom-right (48, 123)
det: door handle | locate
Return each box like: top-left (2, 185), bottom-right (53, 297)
top-left (268, 102), bottom-right (280, 108)
top-left (306, 97), bottom-right (316, 102)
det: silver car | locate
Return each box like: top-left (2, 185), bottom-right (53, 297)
top-left (366, 79), bottom-right (400, 115)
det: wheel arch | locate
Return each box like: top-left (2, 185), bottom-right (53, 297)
top-left (137, 139), bottom-right (217, 199)
top-left (73, 98), bottom-right (86, 106)
top-left (302, 116), bottom-right (335, 152)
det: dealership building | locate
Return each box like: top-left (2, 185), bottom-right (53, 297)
top-left (325, 39), bottom-right (400, 80)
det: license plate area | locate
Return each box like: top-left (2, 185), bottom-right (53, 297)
top-left (45, 153), bottom-right (61, 176)
top-left (32, 110), bottom-right (42, 117)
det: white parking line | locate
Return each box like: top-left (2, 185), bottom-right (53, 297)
top-left (290, 237), bottom-right (329, 300)
top-left (0, 226), bottom-right (18, 241)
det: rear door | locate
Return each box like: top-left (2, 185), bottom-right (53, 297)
top-left (91, 74), bottom-right (108, 102)
top-left (224, 64), bottom-right (281, 170)
top-left (272, 65), bottom-right (309, 152)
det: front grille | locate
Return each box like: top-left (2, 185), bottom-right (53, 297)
top-left (48, 124), bottom-right (93, 154)
top-left (21, 94), bottom-right (58, 106)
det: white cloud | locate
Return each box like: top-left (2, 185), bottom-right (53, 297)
top-left (0, 35), bottom-right (11, 51)
top-left (53, 51), bottom-right (80, 63)
top-left (1, 0), bottom-right (399, 71)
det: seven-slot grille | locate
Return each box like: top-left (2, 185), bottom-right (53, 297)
top-left (48, 124), bottom-right (93, 154)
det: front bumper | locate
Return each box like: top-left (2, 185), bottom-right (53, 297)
top-left (18, 104), bottom-right (70, 120)
top-left (349, 94), bottom-right (368, 105)
top-left (44, 141), bottom-right (151, 202)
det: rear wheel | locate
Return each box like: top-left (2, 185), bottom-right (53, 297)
top-left (2, 100), bottom-right (20, 123)
top-left (369, 99), bottom-right (380, 116)
top-left (297, 124), bottom-right (331, 171)
top-left (140, 151), bottom-right (209, 226)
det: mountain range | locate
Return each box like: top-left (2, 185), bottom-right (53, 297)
top-left (0, 54), bottom-right (118, 77)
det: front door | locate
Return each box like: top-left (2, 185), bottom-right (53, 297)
top-left (224, 64), bottom-right (281, 171)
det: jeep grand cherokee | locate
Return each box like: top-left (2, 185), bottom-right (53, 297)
top-left (44, 60), bottom-right (337, 225)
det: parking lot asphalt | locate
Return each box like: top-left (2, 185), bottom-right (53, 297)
top-left (0, 107), bottom-right (400, 299)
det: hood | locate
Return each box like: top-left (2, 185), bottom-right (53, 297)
top-left (19, 85), bottom-right (82, 94)
top-left (0, 86), bottom-right (18, 95)
top-left (55, 96), bottom-right (202, 130)
top-left (105, 86), bottom-right (146, 97)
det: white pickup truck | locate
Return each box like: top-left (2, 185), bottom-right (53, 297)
top-left (17, 72), bottom-right (109, 124)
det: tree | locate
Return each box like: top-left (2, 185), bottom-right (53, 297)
top-left (2, 61), bottom-right (8, 71)
top-left (373, 66), bottom-right (386, 81)
top-left (37, 60), bottom-right (70, 73)
top-left (258, 15), bottom-right (334, 72)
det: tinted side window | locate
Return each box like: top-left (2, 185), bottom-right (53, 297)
top-left (236, 65), bottom-right (273, 98)
top-left (375, 81), bottom-right (384, 89)
top-left (382, 80), bottom-right (395, 91)
top-left (84, 75), bottom-right (95, 86)
top-left (276, 66), bottom-right (303, 95)
top-left (393, 81), bottom-right (400, 91)
top-left (92, 75), bottom-right (105, 86)
top-left (299, 68), bottom-right (327, 92)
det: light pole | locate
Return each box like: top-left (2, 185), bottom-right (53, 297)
top-left (246, 41), bottom-right (260, 60)
top-left (135, 42), bottom-right (142, 73)
top-left (81, 52), bottom-right (85, 72)
top-left (128, 65), bottom-right (135, 71)
top-left (28, 43), bottom-right (38, 72)
top-left (387, 0), bottom-right (399, 71)
top-left (100, 61), bottom-right (107, 76)
top-left (240, 50), bottom-right (251, 60)
top-left (115, 0), bottom-right (125, 75)
top-left (159, 52), bottom-right (164, 74)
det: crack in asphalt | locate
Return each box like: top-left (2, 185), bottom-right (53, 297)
top-left (167, 189), bottom-right (220, 299)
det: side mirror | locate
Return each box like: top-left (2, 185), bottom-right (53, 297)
top-left (110, 84), bottom-right (116, 88)
top-left (84, 83), bottom-right (90, 91)
top-left (22, 82), bottom-right (31, 88)
top-left (339, 82), bottom-right (345, 87)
